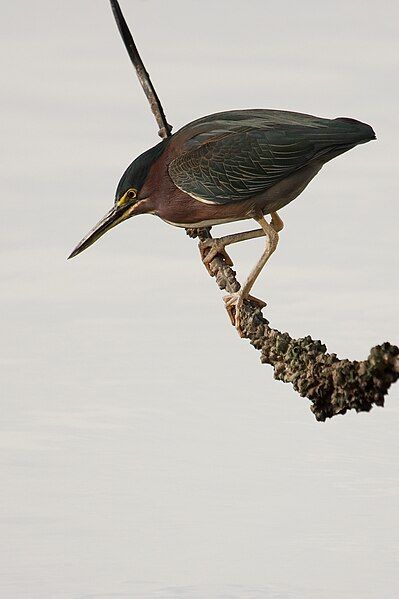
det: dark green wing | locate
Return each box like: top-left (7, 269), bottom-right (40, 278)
top-left (168, 112), bottom-right (374, 205)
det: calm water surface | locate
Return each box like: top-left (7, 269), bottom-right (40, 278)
top-left (1, 1), bottom-right (398, 598)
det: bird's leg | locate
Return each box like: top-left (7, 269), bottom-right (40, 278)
top-left (224, 214), bottom-right (281, 335)
top-left (199, 212), bottom-right (284, 272)
top-left (199, 228), bottom-right (266, 274)
top-left (270, 211), bottom-right (284, 233)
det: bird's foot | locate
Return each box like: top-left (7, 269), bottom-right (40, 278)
top-left (186, 226), bottom-right (211, 239)
top-left (199, 238), bottom-right (233, 274)
top-left (223, 292), bottom-right (266, 336)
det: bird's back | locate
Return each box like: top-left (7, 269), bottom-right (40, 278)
top-left (174, 108), bottom-right (375, 145)
top-left (168, 109), bottom-right (375, 205)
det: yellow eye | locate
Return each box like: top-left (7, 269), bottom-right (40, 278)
top-left (118, 188), bottom-right (137, 207)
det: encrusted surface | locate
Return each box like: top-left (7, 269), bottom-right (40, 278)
top-left (189, 227), bottom-right (399, 421)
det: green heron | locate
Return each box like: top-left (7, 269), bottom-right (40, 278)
top-left (69, 3), bottom-right (375, 333)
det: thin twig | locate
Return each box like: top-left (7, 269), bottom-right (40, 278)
top-left (109, 0), bottom-right (172, 139)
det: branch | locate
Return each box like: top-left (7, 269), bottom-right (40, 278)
top-left (187, 227), bottom-right (399, 421)
top-left (108, 2), bottom-right (398, 420)
top-left (109, 0), bottom-right (172, 139)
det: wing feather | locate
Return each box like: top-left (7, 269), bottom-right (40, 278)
top-left (168, 111), bottom-right (374, 205)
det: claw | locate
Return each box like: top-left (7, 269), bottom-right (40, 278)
top-left (223, 291), bottom-right (244, 334)
top-left (223, 292), bottom-right (266, 336)
top-left (199, 239), bottom-right (233, 274)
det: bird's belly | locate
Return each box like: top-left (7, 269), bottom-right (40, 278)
top-left (160, 215), bottom-right (247, 228)
top-left (255, 162), bottom-right (323, 214)
top-left (154, 191), bottom-right (257, 228)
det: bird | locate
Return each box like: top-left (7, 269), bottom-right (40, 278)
top-left (69, 3), bottom-right (375, 334)
top-left (69, 109), bottom-right (375, 331)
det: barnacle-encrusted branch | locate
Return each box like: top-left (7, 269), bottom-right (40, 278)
top-left (110, 1), bottom-right (398, 419)
top-left (187, 227), bottom-right (399, 421)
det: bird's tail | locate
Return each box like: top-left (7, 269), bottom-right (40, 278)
top-left (333, 117), bottom-right (376, 144)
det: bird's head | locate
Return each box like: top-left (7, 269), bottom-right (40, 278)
top-left (68, 140), bottom-right (167, 259)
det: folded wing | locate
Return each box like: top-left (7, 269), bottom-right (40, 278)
top-left (168, 111), bottom-right (374, 205)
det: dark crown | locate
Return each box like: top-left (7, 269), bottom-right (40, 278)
top-left (115, 139), bottom-right (169, 202)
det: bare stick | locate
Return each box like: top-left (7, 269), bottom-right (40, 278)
top-left (187, 227), bottom-right (399, 421)
top-left (109, 0), bottom-right (172, 139)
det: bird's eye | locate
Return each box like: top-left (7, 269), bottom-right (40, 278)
top-left (116, 187), bottom-right (138, 208)
top-left (126, 188), bottom-right (137, 200)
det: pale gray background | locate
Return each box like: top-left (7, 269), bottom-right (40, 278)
top-left (1, 1), bottom-right (398, 598)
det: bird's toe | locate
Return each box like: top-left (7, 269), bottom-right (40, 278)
top-left (223, 292), bottom-right (266, 336)
top-left (223, 292), bottom-right (245, 335)
top-left (199, 239), bottom-right (233, 273)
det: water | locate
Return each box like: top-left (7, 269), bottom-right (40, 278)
top-left (1, 1), bottom-right (398, 597)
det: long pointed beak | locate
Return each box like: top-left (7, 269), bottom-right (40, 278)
top-left (68, 205), bottom-right (128, 259)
